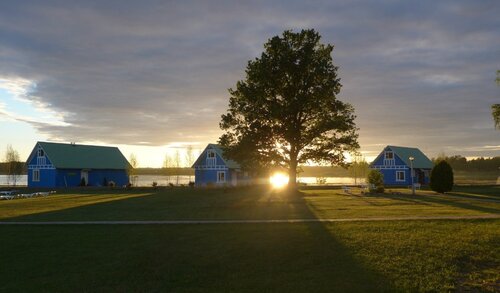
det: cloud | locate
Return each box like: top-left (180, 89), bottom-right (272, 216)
top-left (0, 0), bottom-right (498, 158)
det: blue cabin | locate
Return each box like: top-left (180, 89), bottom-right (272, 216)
top-left (192, 144), bottom-right (250, 187)
top-left (26, 142), bottom-right (130, 188)
top-left (370, 145), bottom-right (433, 186)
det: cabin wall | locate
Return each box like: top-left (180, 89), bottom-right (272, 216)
top-left (28, 168), bottom-right (57, 188)
top-left (27, 148), bottom-right (56, 187)
top-left (194, 168), bottom-right (231, 186)
top-left (88, 169), bottom-right (129, 187)
top-left (55, 169), bottom-right (129, 187)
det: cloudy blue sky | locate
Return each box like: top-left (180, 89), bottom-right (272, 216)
top-left (0, 0), bottom-right (498, 167)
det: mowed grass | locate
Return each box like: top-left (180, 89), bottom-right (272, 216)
top-left (0, 186), bottom-right (499, 292)
top-left (0, 185), bottom-right (499, 221)
top-left (0, 220), bottom-right (498, 292)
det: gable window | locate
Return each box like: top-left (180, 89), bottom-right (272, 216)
top-left (217, 171), bottom-right (226, 183)
top-left (385, 151), bottom-right (393, 159)
top-left (207, 150), bottom-right (216, 167)
top-left (37, 148), bottom-right (46, 165)
top-left (396, 170), bottom-right (405, 182)
top-left (33, 169), bottom-right (40, 182)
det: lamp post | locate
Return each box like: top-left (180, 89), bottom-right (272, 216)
top-left (409, 156), bottom-right (415, 195)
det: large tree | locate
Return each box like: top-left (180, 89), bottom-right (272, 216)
top-left (219, 29), bottom-right (359, 187)
top-left (493, 70), bottom-right (500, 130)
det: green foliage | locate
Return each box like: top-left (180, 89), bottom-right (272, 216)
top-left (367, 169), bottom-right (384, 193)
top-left (219, 29), bottom-right (359, 186)
top-left (348, 154), bottom-right (369, 185)
top-left (492, 104), bottom-right (500, 130)
top-left (430, 161), bottom-right (454, 193)
top-left (431, 155), bottom-right (500, 172)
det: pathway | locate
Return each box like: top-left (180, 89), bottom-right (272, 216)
top-left (0, 214), bottom-right (498, 225)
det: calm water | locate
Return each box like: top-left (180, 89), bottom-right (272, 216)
top-left (0, 174), bottom-right (361, 187)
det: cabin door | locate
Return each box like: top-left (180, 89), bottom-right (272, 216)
top-left (81, 170), bottom-right (89, 186)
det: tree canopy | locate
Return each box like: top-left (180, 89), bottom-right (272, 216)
top-left (219, 29), bottom-right (359, 187)
top-left (493, 70), bottom-right (499, 130)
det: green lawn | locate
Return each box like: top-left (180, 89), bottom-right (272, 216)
top-left (0, 185), bottom-right (499, 221)
top-left (0, 186), bottom-right (499, 292)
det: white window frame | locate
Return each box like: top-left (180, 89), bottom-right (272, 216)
top-left (206, 150), bottom-right (216, 167)
top-left (396, 170), bottom-right (405, 182)
top-left (207, 150), bottom-right (216, 158)
top-left (385, 151), bottom-right (394, 160)
top-left (217, 171), bottom-right (226, 183)
top-left (33, 169), bottom-right (40, 182)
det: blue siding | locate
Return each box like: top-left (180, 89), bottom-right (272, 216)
top-left (54, 169), bottom-right (129, 187)
top-left (371, 146), bottom-right (431, 186)
top-left (88, 169), bottom-right (129, 187)
top-left (195, 169), bottom-right (230, 186)
top-left (26, 142), bottom-right (129, 188)
top-left (28, 169), bottom-right (57, 188)
top-left (193, 144), bottom-right (253, 187)
top-left (27, 148), bottom-right (56, 187)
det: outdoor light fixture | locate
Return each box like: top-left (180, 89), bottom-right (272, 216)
top-left (409, 156), bottom-right (415, 195)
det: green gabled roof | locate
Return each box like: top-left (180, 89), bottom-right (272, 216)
top-left (387, 145), bottom-right (433, 169)
top-left (34, 142), bottom-right (130, 170)
top-left (192, 143), bottom-right (241, 169)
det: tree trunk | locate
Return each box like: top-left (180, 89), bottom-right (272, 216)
top-left (288, 153), bottom-right (298, 189)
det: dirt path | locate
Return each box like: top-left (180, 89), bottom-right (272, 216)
top-left (0, 214), bottom-right (498, 225)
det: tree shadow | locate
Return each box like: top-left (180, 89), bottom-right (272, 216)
top-left (374, 193), bottom-right (500, 215)
top-left (0, 186), bottom-right (396, 291)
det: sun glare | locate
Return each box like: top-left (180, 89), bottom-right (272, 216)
top-left (269, 172), bottom-right (289, 188)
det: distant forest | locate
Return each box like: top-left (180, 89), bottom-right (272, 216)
top-left (1, 156), bottom-right (498, 175)
top-left (432, 156), bottom-right (500, 172)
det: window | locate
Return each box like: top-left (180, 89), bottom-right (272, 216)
top-left (385, 151), bottom-right (393, 159)
top-left (396, 170), bottom-right (405, 182)
top-left (33, 169), bottom-right (40, 182)
top-left (207, 150), bottom-right (216, 158)
top-left (217, 171), bottom-right (226, 183)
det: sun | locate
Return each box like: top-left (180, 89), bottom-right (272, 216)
top-left (269, 172), bottom-right (289, 189)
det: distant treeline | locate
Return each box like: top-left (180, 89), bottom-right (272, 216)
top-left (0, 162), bottom-right (27, 175)
top-left (132, 166), bottom-right (350, 177)
top-left (134, 168), bottom-right (194, 176)
top-left (1, 157), bottom-right (497, 176)
top-left (433, 156), bottom-right (499, 172)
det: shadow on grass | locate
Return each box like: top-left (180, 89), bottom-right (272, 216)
top-left (374, 193), bottom-right (500, 215)
top-left (0, 186), bottom-right (395, 292)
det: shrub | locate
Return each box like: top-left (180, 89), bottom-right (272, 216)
top-left (316, 177), bottom-right (327, 185)
top-left (430, 160), bottom-right (454, 193)
top-left (367, 169), bottom-right (384, 193)
top-left (188, 181), bottom-right (195, 188)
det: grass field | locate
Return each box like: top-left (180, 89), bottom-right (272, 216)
top-left (0, 185), bottom-right (499, 292)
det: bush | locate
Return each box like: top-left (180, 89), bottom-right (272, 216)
top-left (430, 160), bottom-right (454, 193)
top-left (367, 169), bottom-right (384, 193)
top-left (316, 177), bottom-right (327, 185)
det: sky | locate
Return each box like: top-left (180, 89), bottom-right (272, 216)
top-left (0, 0), bottom-right (499, 167)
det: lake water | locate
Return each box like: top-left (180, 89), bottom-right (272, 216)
top-left (0, 174), bottom-right (362, 187)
